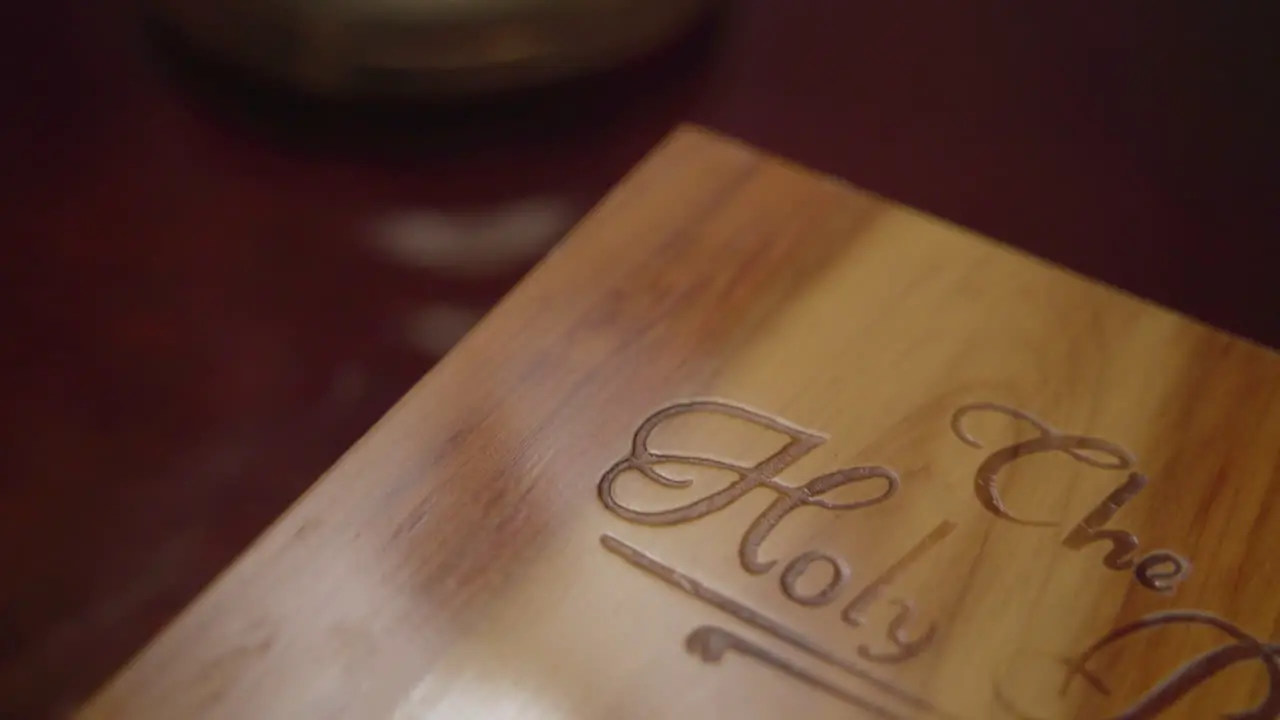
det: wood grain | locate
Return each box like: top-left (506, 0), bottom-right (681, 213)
top-left (78, 126), bottom-right (1280, 719)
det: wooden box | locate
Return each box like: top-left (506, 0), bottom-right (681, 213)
top-left (80, 127), bottom-right (1280, 719)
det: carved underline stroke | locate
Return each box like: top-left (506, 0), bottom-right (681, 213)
top-left (686, 625), bottom-right (905, 720)
top-left (600, 533), bottom-right (956, 719)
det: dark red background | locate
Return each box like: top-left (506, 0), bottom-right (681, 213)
top-left (1, 2), bottom-right (1275, 717)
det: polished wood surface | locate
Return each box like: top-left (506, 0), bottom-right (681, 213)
top-left (80, 128), bottom-right (1280, 719)
top-left (3, 3), bottom-right (1276, 717)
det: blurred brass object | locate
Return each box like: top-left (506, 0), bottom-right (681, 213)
top-left (146, 0), bottom-right (723, 95)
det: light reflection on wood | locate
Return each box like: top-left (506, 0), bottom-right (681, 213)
top-left (685, 625), bottom-right (905, 719)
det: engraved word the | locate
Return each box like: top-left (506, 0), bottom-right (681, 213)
top-left (951, 402), bottom-right (1191, 592)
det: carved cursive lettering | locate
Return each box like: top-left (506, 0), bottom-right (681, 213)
top-left (842, 520), bottom-right (957, 636)
top-left (600, 533), bottom-right (954, 717)
top-left (856, 599), bottom-right (937, 665)
top-left (780, 550), bottom-right (850, 607)
top-left (953, 402), bottom-right (1189, 593)
top-left (951, 402), bottom-right (1137, 527)
top-left (599, 400), bottom-right (898, 574)
top-left (1132, 552), bottom-right (1191, 593)
top-left (594, 398), bottom-right (1271, 718)
top-left (844, 515), bottom-right (957, 661)
top-left (1061, 472), bottom-right (1148, 570)
top-left (833, 520), bottom-right (957, 665)
top-left (1061, 611), bottom-right (1280, 719)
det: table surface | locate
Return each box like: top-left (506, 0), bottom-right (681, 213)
top-left (80, 126), bottom-right (1280, 719)
top-left (2, 2), bottom-right (1276, 717)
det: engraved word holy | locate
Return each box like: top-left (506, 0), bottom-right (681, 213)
top-left (599, 399), bottom-right (945, 663)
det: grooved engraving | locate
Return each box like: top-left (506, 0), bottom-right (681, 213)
top-left (601, 533), bottom-right (954, 718)
top-left (856, 599), bottom-right (936, 665)
top-left (1062, 472), bottom-right (1148, 569)
top-left (952, 402), bottom-right (1189, 593)
top-left (598, 399), bottom-right (1248, 718)
top-left (1062, 612), bottom-right (1280, 719)
top-left (842, 520), bottom-right (956, 627)
top-left (780, 551), bottom-right (850, 607)
top-left (1132, 552), bottom-right (1191, 593)
top-left (950, 402), bottom-right (1136, 527)
top-left (599, 399), bottom-right (897, 575)
top-left (686, 625), bottom-right (904, 719)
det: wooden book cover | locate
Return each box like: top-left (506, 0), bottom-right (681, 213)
top-left (80, 127), bottom-right (1280, 719)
